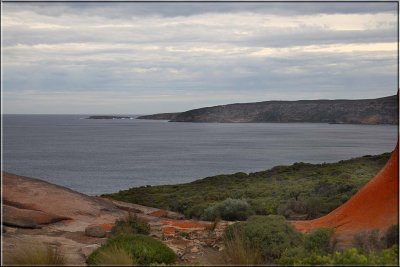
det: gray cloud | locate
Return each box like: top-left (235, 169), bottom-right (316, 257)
top-left (2, 2), bottom-right (398, 114)
top-left (5, 2), bottom-right (397, 17)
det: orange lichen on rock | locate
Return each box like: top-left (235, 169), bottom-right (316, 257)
top-left (163, 226), bottom-right (176, 236)
top-left (100, 223), bottom-right (114, 232)
top-left (3, 204), bottom-right (71, 228)
top-left (161, 218), bottom-right (207, 230)
top-left (149, 209), bottom-right (169, 218)
top-left (293, 143), bottom-right (399, 245)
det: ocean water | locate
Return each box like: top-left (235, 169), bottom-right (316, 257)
top-left (2, 114), bottom-right (398, 195)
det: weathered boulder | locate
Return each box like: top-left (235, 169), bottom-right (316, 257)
top-left (3, 205), bottom-right (70, 228)
top-left (85, 225), bottom-right (107, 238)
top-left (3, 172), bottom-right (125, 223)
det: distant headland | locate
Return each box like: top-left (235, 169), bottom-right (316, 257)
top-left (86, 115), bottom-right (132, 120)
top-left (137, 94), bottom-right (398, 125)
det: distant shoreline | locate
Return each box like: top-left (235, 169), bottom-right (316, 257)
top-left (137, 94), bottom-right (398, 125)
top-left (86, 115), bottom-right (133, 120)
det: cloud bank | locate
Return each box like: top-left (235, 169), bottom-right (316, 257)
top-left (2, 2), bottom-right (398, 114)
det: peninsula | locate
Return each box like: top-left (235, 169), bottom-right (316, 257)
top-left (137, 95), bottom-right (398, 124)
top-left (86, 115), bottom-right (132, 120)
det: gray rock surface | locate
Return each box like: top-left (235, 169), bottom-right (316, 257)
top-left (85, 225), bottom-right (107, 238)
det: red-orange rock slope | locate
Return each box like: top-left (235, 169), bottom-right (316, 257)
top-left (293, 144), bottom-right (399, 244)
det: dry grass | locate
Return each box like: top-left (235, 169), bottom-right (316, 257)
top-left (205, 218), bottom-right (221, 231)
top-left (4, 242), bottom-right (66, 266)
top-left (91, 245), bottom-right (135, 266)
top-left (205, 227), bottom-right (263, 265)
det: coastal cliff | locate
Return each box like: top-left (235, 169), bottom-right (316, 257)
top-left (139, 95), bottom-right (398, 124)
top-left (137, 112), bottom-right (180, 120)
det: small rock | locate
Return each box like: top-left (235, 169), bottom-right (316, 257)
top-left (205, 239), bottom-right (214, 246)
top-left (85, 225), bottom-right (106, 238)
top-left (190, 246), bottom-right (199, 253)
top-left (81, 244), bottom-right (101, 258)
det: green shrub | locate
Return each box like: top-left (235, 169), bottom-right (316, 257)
top-left (89, 245), bottom-right (135, 265)
top-left (248, 198), bottom-right (278, 215)
top-left (277, 199), bottom-right (307, 219)
top-left (295, 252), bottom-right (334, 265)
top-left (277, 228), bottom-right (334, 265)
top-left (333, 248), bottom-right (378, 265)
top-left (4, 242), bottom-right (66, 265)
top-left (225, 215), bottom-right (303, 261)
top-left (294, 246), bottom-right (399, 266)
top-left (278, 247), bottom-right (307, 265)
top-left (201, 198), bottom-right (255, 221)
top-left (88, 234), bottom-right (176, 266)
top-left (304, 228), bottom-right (334, 255)
top-left (384, 224), bottom-right (399, 248)
top-left (111, 214), bottom-right (150, 236)
top-left (184, 203), bottom-right (209, 219)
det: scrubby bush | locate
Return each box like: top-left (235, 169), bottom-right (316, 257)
top-left (333, 247), bottom-right (398, 265)
top-left (89, 245), bottom-right (135, 265)
top-left (277, 196), bottom-right (334, 220)
top-left (225, 215), bottom-right (303, 261)
top-left (304, 197), bottom-right (327, 219)
top-left (277, 199), bottom-right (307, 219)
top-left (201, 198), bottom-right (255, 221)
top-left (277, 228), bottom-right (334, 265)
top-left (294, 252), bottom-right (334, 265)
top-left (4, 242), bottom-right (66, 265)
top-left (248, 198), bottom-right (278, 215)
top-left (111, 214), bottom-right (150, 236)
top-left (107, 153), bottom-right (390, 221)
top-left (353, 229), bottom-right (384, 253)
top-left (285, 246), bottom-right (399, 266)
top-left (88, 234), bottom-right (176, 266)
top-left (278, 247), bottom-right (307, 265)
top-left (184, 203), bottom-right (209, 219)
top-left (304, 228), bottom-right (334, 255)
top-left (384, 224), bottom-right (399, 248)
top-left (221, 226), bottom-right (263, 265)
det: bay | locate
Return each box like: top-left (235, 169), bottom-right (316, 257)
top-left (3, 114), bottom-right (397, 195)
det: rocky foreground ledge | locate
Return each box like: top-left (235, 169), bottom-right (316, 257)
top-left (2, 172), bottom-right (231, 265)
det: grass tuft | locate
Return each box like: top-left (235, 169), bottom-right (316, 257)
top-left (91, 245), bottom-right (135, 266)
top-left (4, 242), bottom-right (66, 265)
top-left (221, 227), bottom-right (264, 265)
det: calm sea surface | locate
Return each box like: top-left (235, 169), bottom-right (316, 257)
top-left (3, 114), bottom-right (398, 195)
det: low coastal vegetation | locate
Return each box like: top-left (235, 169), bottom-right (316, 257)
top-left (88, 234), bottom-right (176, 266)
top-left (88, 216), bottom-right (176, 266)
top-left (106, 152), bottom-right (390, 221)
top-left (219, 216), bottom-right (398, 265)
top-left (201, 198), bottom-right (255, 221)
top-left (111, 213), bottom-right (150, 236)
top-left (103, 152), bottom-right (397, 265)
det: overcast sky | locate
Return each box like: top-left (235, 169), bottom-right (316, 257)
top-left (2, 2), bottom-right (398, 114)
